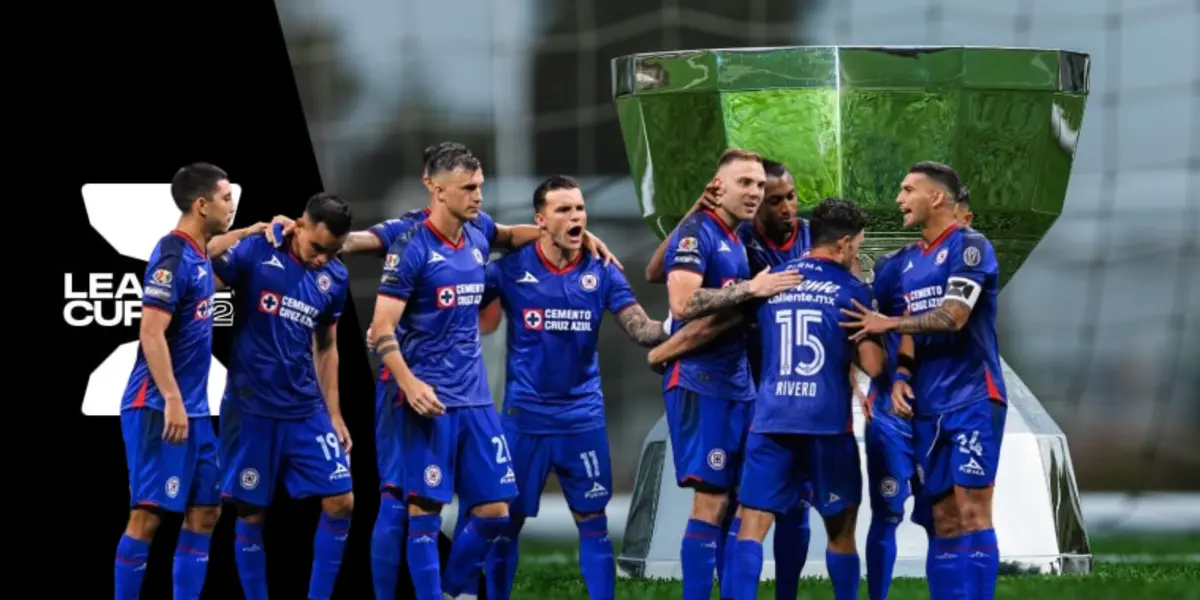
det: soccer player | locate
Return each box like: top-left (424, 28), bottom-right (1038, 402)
top-left (729, 197), bottom-right (883, 600)
top-left (841, 161), bottom-right (1007, 600)
top-left (646, 158), bottom-right (814, 600)
top-left (478, 175), bottom-right (669, 600)
top-left (370, 148), bottom-right (518, 600)
top-left (660, 148), bottom-right (802, 600)
top-left (212, 192), bottom-right (355, 600)
top-left (114, 162), bottom-right (249, 600)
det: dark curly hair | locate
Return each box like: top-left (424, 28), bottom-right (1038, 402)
top-left (810, 197), bottom-right (869, 247)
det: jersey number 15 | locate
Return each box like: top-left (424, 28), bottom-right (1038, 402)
top-left (774, 309), bottom-right (826, 377)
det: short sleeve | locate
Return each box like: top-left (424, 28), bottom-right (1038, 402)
top-left (870, 255), bottom-right (899, 316)
top-left (482, 261), bottom-right (503, 306)
top-left (320, 272), bottom-right (348, 327)
top-left (469, 210), bottom-right (499, 246)
top-left (141, 241), bottom-right (187, 314)
top-left (211, 234), bottom-right (257, 290)
top-left (378, 231), bottom-right (422, 301)
top-left (369, 213), bottom-right (421, 256)
top-left (604, 264), bottom-right (638, 314)
top-left (664, 216), bottom-right (708, 276)
top-left (944, 233), bottom-right (997, 310)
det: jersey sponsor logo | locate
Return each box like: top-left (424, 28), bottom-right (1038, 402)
top-left (524, 307), bottom-right (595, 332)
top-left (258, 290), bottom-right (322, 328)
top-left (436, 283), bottom-right (484, 308)
top-left (75, 184), bottom-right (243, 417)
top-left (768, 279), bottom-right (842, 308)
top-left (579, 273), bottom-right (598, 291)
top-left (903, 285), bottom-right (945, 313)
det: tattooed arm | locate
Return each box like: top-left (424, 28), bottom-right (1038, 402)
top-left (892, 300), bottom-right (972, 333)
top-left (614, 304), bottom-right (669, 347)
top-left (667, 267), bottom-right (801, 322)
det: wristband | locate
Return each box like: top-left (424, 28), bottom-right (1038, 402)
top-left (896, 353), bottom-right (917, 374)
top-left (893, 370), bottom-right (912, 385)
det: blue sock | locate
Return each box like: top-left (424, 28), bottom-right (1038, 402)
top-left (308, 512), bottom-right (351, 600)
top-left (114, 534), bottom-right (151, 600)
top-left (371, 494), bottom-right (407, 600)
top-left (407, 514), bottom-right (443, 600)
top-left (173, 529), bottom-right (212, 599)
top-left (924, 529), bottom-right (939, 600)
top-left (773, 507), bottom-right (811, 600)
top-left (234, 520), bottom-right (269, 600)
top-left (966, 528), bottom-right (999, 600)
top-left (577, 516), bottom-right (616, 600)
top-left (731, 538), bottom-right (764, 600)
top-left (929, 535), bottom-right (968, 600)
top-left (487, 517), bottom-right (524, 600)
top-left (443, 515), bottom-right (509, 596)
top-left (681, 518), bottom-right (721, 600)
top-left (866, 514), bottom-right (900, 600)
top-left (718, 516), bottom-right (741, 599)
top-left (826, 549), bottom-right (861, 600)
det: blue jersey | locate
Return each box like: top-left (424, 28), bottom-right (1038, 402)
top-left (868, 244), bottom-right (917, 428)
top-left (378, 219), bottom-right (491, 408)
top-left (212, 234), bottom-right (349, 419)
top-left (121, 230), bottom-right (216, 417)
top-left (484, 243), bottom-right (637, 434)
top-left (738, 218), bottom-right (812, 385)
top-left (662, 209), bottom-right (755, 402)
top-left (900, 225), bottom-right (1006, 414)
top-left (751, 256), bottom-right (873, 435)
top-left (368, 207), bottom-right (497, 256)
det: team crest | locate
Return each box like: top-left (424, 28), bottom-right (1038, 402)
top-left (880, 477), bottom-right (899, 498)
top-left (424, 465), bottom-right (443, 487)
top-left (935, 248), bottom-right (948, 265)
top-left (240, 468), bottom-right (260, 490)
top-left (317, 273), bottom-right (332, 292)
top-left (194, 298), bottom-right (212, 320)
top-left (579, 273), bottom-right (598, 291)
top-left (258, 291), bottom-right (281, 314)
top-left (384, 253), bottom-right (399, 270)
top-left (706, 448), bottom-right (727, 471)
top-left (677, 236), bottom-right (698, 252)
top-left (152, 268), bottom-right (173, 286)
top-left (963, 246), bottom-right (981, 267)
top-left (165, 476), bottom-right (180, 498)
top-left (472, 248), bottom-right (484, 264)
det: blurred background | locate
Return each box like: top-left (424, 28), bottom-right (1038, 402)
top-left (276, 0), bottom-right (1197, 519)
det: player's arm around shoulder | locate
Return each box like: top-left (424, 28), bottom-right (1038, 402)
top-left (601, 262), bottom-right (666, 347)
top-left (210, 230), bottom-right (265, 291)
top-left (479, 257), bottom-right (508, 336)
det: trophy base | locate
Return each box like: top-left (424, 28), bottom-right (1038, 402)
top-left (616, 358), bottom-right (1092, 580)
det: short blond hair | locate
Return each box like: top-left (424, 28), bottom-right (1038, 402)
top-left (717, 147), bottom-right (763, 168)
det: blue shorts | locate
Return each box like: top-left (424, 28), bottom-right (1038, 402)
top-left (739, 432), bottom-right (861, 518)
top-left (663, 388), bottom-right (751, 491)
top-left (505, 424), bottom-right (612, 518)
top-left (375, 378), bottom-right (405, 493)
top-left (219, 406), bottom-right (353, 507)
top-left (400, 404), bottom-right (518, 509)
top-left (914, 400), bottom-right (1007, 498)
top-left (121, 408), bottom-right (221, 513)
top-left (866, 416), bottom-right (916, 519)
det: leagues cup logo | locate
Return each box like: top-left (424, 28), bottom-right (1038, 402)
top-left (71, 183), bottom-right (243, 416)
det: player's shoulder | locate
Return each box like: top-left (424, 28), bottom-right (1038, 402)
top-left (320, 256), bottom-right (350, 282)
top-left (673, 210), bottom-right (712, 239)
top-left (951, 226), bottom-right (996, 261)
top-left (152, 230), bottom-right (193, 259)
top-left (954, 226), bottom-right (993, 247)
top-left (874, 241), bottom-right (918, 271)
top-left (491, 244), bottom-right (527, 272)
top-left (386, 219), bottom-right (429, 256)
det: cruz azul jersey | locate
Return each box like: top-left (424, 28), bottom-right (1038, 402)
top-left (212, 234), bottom-right (349, 419)
top-left (869, 244), bottom-right (918, 423)
top-left (900, 225), bottom-right (1006, 414)
top-left (368, 207), bottom-right (498, 256)
top-left (121, 230), bottom-right (216, 417)
top-left (662, 209), bottom-right (755, 401)
top-left (751, 256), bottom-right (873, 434)
top-left (378, 219), bottom-right (491, 408)
top-left (739, 218), bottom-right (812, 384)
top-left (484, 243), bottom-right (637, 434)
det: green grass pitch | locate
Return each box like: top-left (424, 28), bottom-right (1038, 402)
top-left (506, 533), bottom-right (1200, 599)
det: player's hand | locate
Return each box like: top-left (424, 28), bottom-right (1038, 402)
top-left (403, 379), bottom-right (446, 417)
top-left (331, 414), bottom-right (353, 454)
top-left (840, 299), bottom-right (895, 342)
top-left (695, 178), bottom-right (722, 211)
top-left (266, 215), bottom-right (296, 246)
top-left (747, 266), bottom-right (804, 298)
top-left (584, 233), bottom-right (624, 271)
top-left (163, 397), bottom-right (189, 444)
top-left (890, 379), bottom-right (915, 419)
top-left (365, 325), bottom-right (376, 352)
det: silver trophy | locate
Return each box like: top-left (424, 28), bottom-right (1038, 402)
top-left (611, 46), bottom-right (1092, 578)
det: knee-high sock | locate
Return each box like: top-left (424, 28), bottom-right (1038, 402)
top-left (486, 516), bottom-right (525, 600)
top-left (965, 528), bottom-right (999, 600)
top-left (114, 534), bottom-right (151, 600)
top-left (681, 518), bottom-right (721, 600)
top-left (173, 529), bottom-right (212, 600)
top-left (442, 515), bottom-right (510, 596)
top-left (826, 549), bottom-right (861, 600)
top-left (774, 506), bottom-right (811, 600)
top-left (234, 520), bottom-right (269, 600)
top-left (866, 514), bottom-right (900, 600)
top-left (371, 493), bottom-right (408, 600)
top-left (577, 516), bottom-right (616, 600)
top-left (308, 512), bottom-right (351, 600)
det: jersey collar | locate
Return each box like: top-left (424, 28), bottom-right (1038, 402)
top-left (917, 223), bottom-right (959, 255)
top-left (753, 217), bottom-right (799, 252)
top-left (423, 219), bottom-right (465, 250)
top-left (701, 209), bottom-right (740, 242)
top-left (170, 229), bottom-right (207, 256)
top-left (535, 240), bottom-right (583, 275)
